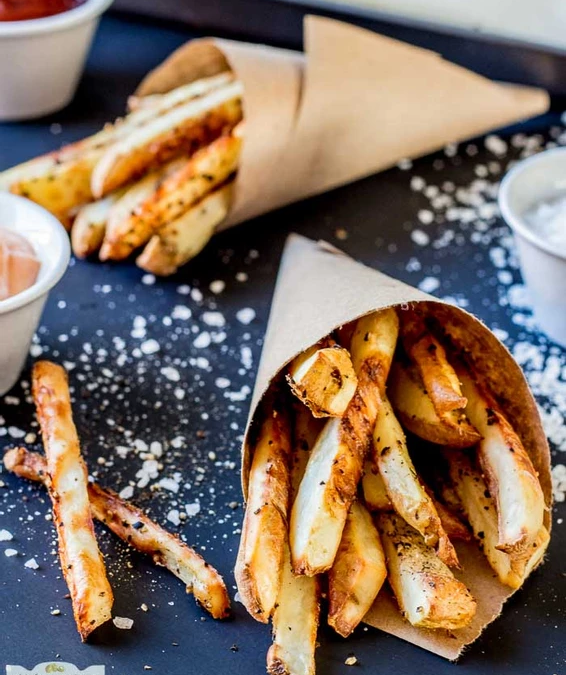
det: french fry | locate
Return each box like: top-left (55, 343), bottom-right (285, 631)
top-left (426, 488), bottom-right (471, 542)
top-left (71, 191), bottom-right (125, 258)
top-left (400, 312), bottom-right (467, 415)
top-left (328, 501), bottom-right (387, 637)
top-left (290, 309), bottom-right (399, 575)
top-left (377, 512), bottom-right (476, 630)
top-left (459, 370), bottom-right (545, 555)
top-left (373, 394), bottom-right (459, 568)
top-left (100, 133), bottom-right (241, 261)
top-left (388, 360), bottom-right (481, 448)
top-left (267, 405), bottom-right (321, 675)
top-left (362, 460), bottom-right (392, 511)
top-left (91, 80), bottom-right (243, 197)
top-left (235, 400), bottom-right (292, 622)
top-left (136, 181), bottom-right (233, 276)
top-left (446, 449), bottom-right (547, 589)
top-left (3, 447), bottom-right (230, 619)
top-left (32, 361), bottom-right (113, 641)
top-left (286, 342), bottom-right (358, 418)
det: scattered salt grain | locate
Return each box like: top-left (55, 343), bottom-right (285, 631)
top-left (119, 485), bottom-right (134, 500)
top-left (167, 509), bottom-right (181, 526)
top-left (202, 311), bottom-right (225, 328)
top-left (113, 616), bottom-right (134, 630)
top-left (191, 288), bottom-right (203, 302)
top-left (160, 366), bottom-right (180, 382)
top-left (418, 277), bottom-right (440, 294)
top-left (0, 530), bottom-right (13, 541)
top-left (236, 272), bottom-right (248, 282)
top-left (140, 339), bottom-right (160, 355)
top-left (417, 209), bottom-right (434, 225)
top-left (411, 229), bottom-right (430, 246)
top-left (193, 332), bottom-right (211, 349)
top-left (141, 274), bottom-right (155, 286)
top-left (215, 377), bottom-right (230, 389)
top-left (24, 558), bottom-right (39, 570)
top-left (236, 308), bottom-right (255, 325)
top-left (209, 280), bottom-right (225, 294)
top-left (185, 501), bottom-right (201, 517)
top-left (4, 549), bottom-right (17, 557)
top-left (172, 305), bottom-right (192, 320)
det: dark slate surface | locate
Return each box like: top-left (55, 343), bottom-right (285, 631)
top-left (0, 12), bottom-right (565, 675)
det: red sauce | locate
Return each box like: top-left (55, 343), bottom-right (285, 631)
top-left (0, 0), bottom-right (86, 22)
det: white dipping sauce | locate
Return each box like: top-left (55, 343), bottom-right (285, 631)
top-left (524, 195), bottom-right (566, 254)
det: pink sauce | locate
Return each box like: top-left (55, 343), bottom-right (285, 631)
top-left (0, 228), bottom-right (40, 301)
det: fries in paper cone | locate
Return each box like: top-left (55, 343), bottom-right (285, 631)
top-left (237, 234), bottom-right (551, 667)
top-left (0, 17), bottom-right (548, 275)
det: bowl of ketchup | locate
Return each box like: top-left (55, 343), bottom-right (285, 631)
top-left (0, 193), bottom-right (70, 394)
top-left (0, 0), bottom-right (113, 120)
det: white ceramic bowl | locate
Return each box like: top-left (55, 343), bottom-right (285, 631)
top-left (0, 0), bottom-right (113, 121)
top-left (499, 147), bottom-right (566, 348)
top-left (0, 193), bottom-right (70, 394)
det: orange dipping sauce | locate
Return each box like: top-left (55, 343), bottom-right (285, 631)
top-left (0, 228), bottom-right (40, 301)
top-left (0, 0), bottom-right (86, 22)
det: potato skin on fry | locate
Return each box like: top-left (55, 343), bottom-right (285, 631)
top-left (4, 447), bottom-right (230, 619)
top-left (459, 370), bottom-right (545, 555)
top-left (327, 501), bottom-right (387, 637)
top-left (287, 343), bottom-right (358, 418)
top-left (32, 361), bottom-right (113, 641)
top-left (388, 360), bottom-right (480, 448)
top-left (378, 512), bottom-right (476, 630)
top-left (236, 402), bottom-right (292, 622)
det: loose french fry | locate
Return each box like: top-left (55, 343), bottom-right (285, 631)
top-left (91, 80), bottom-right (243, 197)
top-left (100, 133), bottom-right (241, 261)
top-left (373, 394), bottom-right (459, 568)
top-left (235, 401), bottom-right (292, 622)
top-left (400, 312), bottom-right (467, 415)
top-left (3, 447), bottom-right (230, 619)
top-left (71, 191), bottom-right (125, 258)
top-left (286, 342), bottom-right (358, 418)
top-left (362, 460), bottom-right (392, 511)
top-left (290, 310), bottom-right (399, 575)
top-left (459, 370), bottom-right (545, 554)
top-left (378, 512), bottom-right (476, 630)
top-left (267, 405), bottom-right (321, 675)
top-left (388, 360), bottom-right (481, 448)
top-left (328, 501), bottom-right (387, 637)
top-left (136, 181), bottom-right (233, 276)
top-left (32, 362), bottom-right (113, 641)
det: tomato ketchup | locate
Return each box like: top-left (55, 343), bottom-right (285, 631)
top-left (0, 0), bottom-right (87, 22)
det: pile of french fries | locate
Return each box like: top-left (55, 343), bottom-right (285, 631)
top-left (4, 360), bottom-right (230, 641)
top-left (236, 306), bottom-right (548, 674)
top-left (0, 71), bottom-right (242, 276)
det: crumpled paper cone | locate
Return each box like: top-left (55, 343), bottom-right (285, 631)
top-left (240, 234), bottom-right (552, 660)
top-left (136, 15), bottom-right (549, 228)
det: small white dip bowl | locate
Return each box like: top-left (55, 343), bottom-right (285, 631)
top-left (0, 0), bottom-right (113, 121)
top-left (0, 193), bottom-right (70, 394)
top-left (499, 147), bottom-right (566, 348)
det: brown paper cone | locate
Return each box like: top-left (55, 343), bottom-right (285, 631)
top-left (136, 16), bottom-right (549, 228)
top-left (241, 233), bottom-right (552, 660)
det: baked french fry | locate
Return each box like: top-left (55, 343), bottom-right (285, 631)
top-left (235, 401), bottom-right (292, 622)
top-left (267, 405), bottom-right (321, 675)
top-left (388, 360), bottom-right (481, 448)
top-left (427, 489), bottom-right (471, 542)
top-left (400, 312), bottom-right (467, 415)
top-left (91, 80), bottom-right (243, 197)
top-left (32, 361), bottom-right (113, 641)
top-left (290, 309), bottom-right (399, 575)
top-left (136, 181), bottom-right (233, 276)
top-left (378, 512), bottom-right (476, 630)
top-left (286, 342), bottom-right (358, 418)
top-left (362, 460), bottom-right (392, 511)
top-left (71, 191), bottom-right (125, 258)
top-left (459, 370), bottom-right (545, 554)
top-left (373, 394), bottom-right (459, 568)
top-left (100, 133), bottom-right (241, 261)
top-left (3, 447), bottom-right (230, 619)
top-left (446, 449), bottom-right (548, 589)
top-left (328, 501), bottom-right (387, 637)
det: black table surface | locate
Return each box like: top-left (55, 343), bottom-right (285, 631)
top-left (0, 12), bottom-right (565, 675)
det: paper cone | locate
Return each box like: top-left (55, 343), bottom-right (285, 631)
top-left (240, 234), bottom-right (552, 660)
top-left (136, 16), bottom-right (549, 228)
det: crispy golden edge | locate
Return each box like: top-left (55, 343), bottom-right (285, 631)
top-left (373, 394), bottom-right (459, 568)
top-left (287, 342), bottom-right (358, 418)
top-left (400, 311), bottom-right (467, 415)
top-left (4, 447), bottom-right (230, 619)
top-left (327, 500), bottom-right (387, 637)
top-left (100, 133), bottom-right (241, 261)
top-left (388, 360), bottom-right (481, 448)
top-left (71, 191), bottom-right (124, 259)
top-left (459, 369), bottom-right (545, 555)
top-left (235, 402), bottom-right (292, 622)
top-left (378, 512), bottom-right (476, 630)
top-left (32, 361), bottom-right (113, 641)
